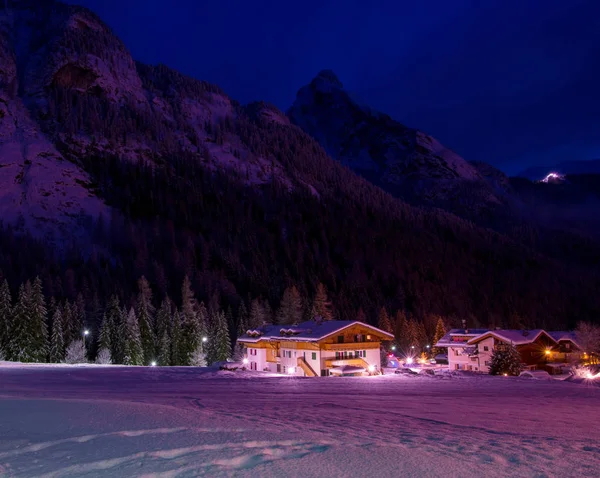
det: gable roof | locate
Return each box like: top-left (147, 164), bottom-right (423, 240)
top-left (467, 329), bottom-right (557, 346)
top-left (237, 320), bottom-right (394, 343)
top-left (548, 331), bottom-right (581, 349)
top-left (435, 329), bottom-right (490, 347)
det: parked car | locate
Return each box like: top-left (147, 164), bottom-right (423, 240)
top-left (519, 370), bottom-right (552, 380)
top-left (434, 354), bottom-right (448, 365)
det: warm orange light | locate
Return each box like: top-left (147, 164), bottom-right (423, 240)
top-left (545, 349), bottom-right (551, 355)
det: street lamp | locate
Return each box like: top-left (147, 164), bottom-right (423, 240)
top-left (150, 361), bottom-right (157, 366)
top-left (426, 345), bottom-right (430, 349)
top-left (83, 329), bottom-right (89, 337)
top-left (242, 358), bottom-right (249, 365)
top-left (202, 337), bottom-right (208, 343)
top-left (391, 345), bottom-right (396, 351)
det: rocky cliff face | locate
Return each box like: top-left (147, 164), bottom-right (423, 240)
top-left (288, 70), bottom-right (504, 215)
top-left (0, 0), bottom-right (302, 238)
top-left (0, 6), bottom-right (106, 240)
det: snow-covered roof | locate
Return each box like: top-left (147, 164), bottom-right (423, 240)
top-left (237, 320), bottom-right (394, 343)
top-left (467, 329), bottom-right (557, 346)
top-left (435, 329), bottom-right (489, 347)
top-left (548, 331), bottom-right (581, 348)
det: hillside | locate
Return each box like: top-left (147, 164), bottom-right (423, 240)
top-left (0, 0), bottom-right (599, 332)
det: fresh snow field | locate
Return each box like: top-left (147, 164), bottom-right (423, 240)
top-left (0, 364), bottom-right (599, 477)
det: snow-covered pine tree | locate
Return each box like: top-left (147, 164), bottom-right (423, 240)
top-left (72, 294), bottom-right (86, 340)
top-left (207, 309), bottom-right (230, 365)
top-left (65, 339), bottom-right (87, 364)
top-left (29, 277), bottom-right (48, 363)
top-left (311, 283), bottom-right (333, 321)
top-left (248, 299), bottom-right (265, 329)
top-left (432, 317), bottom-right (447, 355)
top-left (394, 310), bottom-right (409, 349)
top-left (236, 301), bottom-right (249, 338)
top-left (50, 308), bottom-right (66, 363)
top-left (276, 286), bottom-right (303, 325)
top-left (122, 307), bottom-right (143, 365)
top-left (377, 307), bottom-right (393, 334)
top-left (102, 295), bottom-right (124, 364)
top-left (197, 301), bottom-right (209, 352)
top-left (489, 342), bottom-right (523, 376)
top-left (136, 276), bottom-right (155, 365)
top-left (170, 310), bottom-right (183, 365)
top-left (9, 282), bottom-right (35, 362)
top-left (180, 276), bottom-right (199, 365)
top-left (95, 347), bottom-right (112, 364)
top-left (416, 321), bottom-right (428, 349)
top-left (61, 300), bottom-right (74, 345)
top-left (155, 297), bottom-right (172, 365)
top-left (0, 279), bottom-right (12, 358)
top-left (406, 319), bottom-right (419, 350)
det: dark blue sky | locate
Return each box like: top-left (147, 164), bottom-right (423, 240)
top-left (69, 0), bottom-right (600, 174)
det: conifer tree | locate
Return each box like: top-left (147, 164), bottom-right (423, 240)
top-left (248, 299), bottom-right (266, 329)
top-left (50, 308), bottom-right (66, 363)
top-left (61, 300), bottom-right (74, 345)
top-left (0, 280), bottom-right (12, 358)
top-left (29, 277), bottom-right (48, 363)
top-left (236, 301), bottom-right (249, 338)
top-left (406, 319), bottom-right (419, 350)
top-left (311, 283), bottom-right (333, 321)
top-left (180, 276), bottom-right (199, 365)
top-left (72, 294), bottom-right (86, 341)
top-left (122, 307), bottom-right (143, 365)
top-left (489, 343), bottom-right (522, 376)
top-left (277, 286), bottom-right (303, 325)
top-left (7, 283), bottom-right (29, 361)
top-left (102, 295), bottom-right (124, 364)
top-left (170, 310), bottom-right (183, 366)
top-left (356, 308), bottom-right (367, 324)
top-left (155, 296), bottom-right (172, 366)
top-left (136, 276), bottom-right (155, 365)
top-left (197, 301), bottom-right (209, 351)
top-left (432, 317), bottom-right (447, 355)
top-left (207, 309), bottom-right (230, 365)
top-left (394, 310), bottom-right (409, 349)
top-left (416, 321), bottom-right (428, 349)
top-left (377, 307), bottom-right (393, 333)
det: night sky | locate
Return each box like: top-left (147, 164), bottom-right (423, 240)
top-left (67, 0), bottom-right (600, 175)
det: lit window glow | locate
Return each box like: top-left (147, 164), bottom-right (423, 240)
top-left (368, 365), bottom-right (375, 372)
top-left (287, 367), bottom-right (295, 375)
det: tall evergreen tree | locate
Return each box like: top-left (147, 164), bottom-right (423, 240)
top-left (356, 307), bottom-right (367, 324)
top-left (155, 296), bottom-right (172, 365)
top-left (406, 319), bottom-right (419, 350)
top-left (122, 307), bottom-right (143, 365)
top-left (0, 280), bottom-right (12, 358)
top-left (102, 295), bottom-right (124, 364)
top-left (395, 310), bottom-right (409, 350)
top-left (61, 300), bottom-right (74, 345)
top-left (197, 301), bottom-right (209, 352)
top-left (29, 277), bottom-right (48, 363)
top-left (377, 307), bottom-right (393, 333)
top-left (170, 309), bottom-right (183, 365)
top-left (248, 299), bottom-right (266, 329)
top-left (50, 308), bottom-right (66, 363)
top-left (432, 317), bottom-right (447, 355)
top-left (236, 301), bottom-right (249, 338)
top-left (136, 276), bottom-right (155, 365)
top-left (276, 286), bottom-right (303, 325)
top-left (311, 283), bottom-right (333, 321)
top-left (207, 309), bottom-right (230, 365)
top-left (180, 276), bottom-right (199, 365)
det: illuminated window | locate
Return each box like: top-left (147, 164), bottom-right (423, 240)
top-left (312, 352), bottom-right (317, 360)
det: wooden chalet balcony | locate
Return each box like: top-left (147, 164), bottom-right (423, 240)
top-left (320, 342), bottom-right (380, 351)
top-left (325, 357), bottom-right (371, 369)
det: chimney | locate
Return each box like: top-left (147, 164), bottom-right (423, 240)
top-left (462, 319), bottom-right (468, 334)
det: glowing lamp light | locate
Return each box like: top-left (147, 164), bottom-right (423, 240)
top-left (426, 345), bottom-right (430, 349)
top-left (242, 358), bottom-right (249, 365)
top-left (545, 349), bottom-right (551, 356)
top-left (368, 365), bottom-right (375, 372)
top-left (406, 357), bottom-right (414, 365)
top-left (202, 337), bottom-right (208, 343)
top-left (287, 367), bottom-right (295, 375)
top-left (503, 373), bottom-right (508, 377)
top-left (150, 361), bottom-right (157, 366)
top-left (391, 346), bottom-right (396, 351)
top-left (83, 329), bottom-right (89, 336)
top-left (411, 346), bottom-right (415, 349)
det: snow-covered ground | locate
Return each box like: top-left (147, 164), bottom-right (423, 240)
top-left (1, 364), bottom-right (599, 477)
